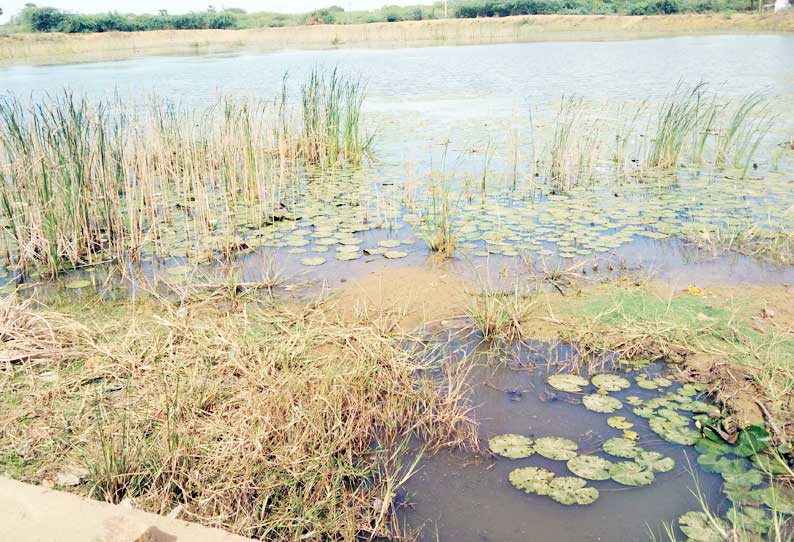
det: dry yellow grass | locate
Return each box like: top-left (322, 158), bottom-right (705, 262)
top-left (0, 286), bottom-right (477, 540)
top-left (2, 13), bottom-right (793, 65)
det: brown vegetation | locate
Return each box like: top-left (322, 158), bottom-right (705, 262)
top-left (2, 13), bottom-right (793, 65)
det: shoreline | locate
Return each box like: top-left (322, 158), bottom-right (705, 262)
top-left (2, 12), bottom-right (794, 66)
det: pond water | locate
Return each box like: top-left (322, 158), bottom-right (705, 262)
top-left (401, 338), bottom-right (724, 542)
top-left (3, 35), bottom-right (794, 293)
top-left (1, 35), bottom-right (792, 540)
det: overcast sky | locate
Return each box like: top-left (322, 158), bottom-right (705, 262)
top-left (0, 1), bottom-right (420, 23)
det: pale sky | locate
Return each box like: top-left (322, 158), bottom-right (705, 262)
top-left (0, 1), bottom-right (420, 23)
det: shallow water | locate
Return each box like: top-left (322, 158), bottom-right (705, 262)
top-left (3, 35), bottom-right (794, 293)
top-left (400, 339), bottom-right (724, 542)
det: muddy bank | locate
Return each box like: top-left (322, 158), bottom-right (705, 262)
top-left (2, 13), bottom-right (794, 65)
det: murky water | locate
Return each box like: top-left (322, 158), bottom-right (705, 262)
top-left (3, 35), bottom-right (794, 293)
top-left (400, 338), bottom-right (724, 542)
top-left (1, 35), bottom-right (791, 540)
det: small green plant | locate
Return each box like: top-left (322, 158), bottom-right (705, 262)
top-left (419, 174), bottom-right (461, 258)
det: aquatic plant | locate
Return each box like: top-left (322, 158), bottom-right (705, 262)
top-left (488, 434), bottom-right (535, 459)
top-left (418, 174), bottom-right (461, 258)
top-left (300, 67), bottom-right (372, 168)
top-left (647, 82), bottom-right (706, 169)
top-left (546, 96), bottom-right (600, 192)
top-left (0, 70), bottom-right (373, 276)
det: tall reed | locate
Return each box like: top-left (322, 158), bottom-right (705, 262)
top-left (0, 70), bottom-right (372, 276)
top-left (300, 67), bottom-right (372, 168)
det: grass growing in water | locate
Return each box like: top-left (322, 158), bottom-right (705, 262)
top-left (419, 173), bottom-right (461, 258)
top-left (300, 67), bottom-right (372, 168)
top-left (0, 71), bottom-right (371, 276)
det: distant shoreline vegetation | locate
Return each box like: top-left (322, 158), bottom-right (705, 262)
top-left (2, 0), bottom-right (766, 34)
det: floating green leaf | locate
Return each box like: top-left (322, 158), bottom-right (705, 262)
top-left (603, 437), bottom-right (641, 459)
top-left (567, 455), bottom-right (612, 481)
top-left (383, 250), bottom-right (408, 259)
top-left (64, 279), bottom-right (91, 289)
top-left (535, 437), bottom-right (578, 461)
top-left (591, 374), bottom-right (631, 392)
top-left (547, 374), bottom-right (589, 393)
top-left (734, 425), bottom-right (771, 457)
top-left (678, 511), bottom-right (729, 542)
top-left (649, 416), bottom-right (699, 445)
top-left (582, 394), bottom-right (622, 414)
top-left (166, 265), bottom-right (191, 275)
top-left (300, 257), bottom-right (326, 267)
top-left (377, 239), bottom-right (402, 248)
top-left (609, 461), bottom-right (655, 486)
top-left (509, 467), bottom-right (555, 495)
top-left (694, 438), bottom-right (734, 457)
top-left (488, 434), bottom-right (535, 459)
top-left (634, 451), bottom-right (675, 473)
top-left (547, 477), bottom-right (599, 506)
top-left (607, 416), bottom-right (633, 430)
top-left (760, 485), bottom-right (794, 515)
top-left (726, 506), bottom-right (771, 535)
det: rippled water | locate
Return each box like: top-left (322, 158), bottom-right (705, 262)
top-left (2, 35), bottom-right (792, 540)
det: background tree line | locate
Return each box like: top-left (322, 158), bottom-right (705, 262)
top-left (3, 0), bottom-right (762, 34)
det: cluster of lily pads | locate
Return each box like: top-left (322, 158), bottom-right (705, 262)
top-left (491, 367), bottom-right (794, 539)
top-left (488, 371), bottom-right (687, 506)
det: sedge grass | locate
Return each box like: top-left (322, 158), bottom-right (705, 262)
top-left (0, 72), bottom-right (371, 277)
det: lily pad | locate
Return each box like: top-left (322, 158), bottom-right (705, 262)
top-left (535, 437), bottom-right (578, 461)
top-left (166, 265), bottom-right (191, 275)
top-left (760, 485), bottom-right (794, 515)
top-left (582, 394), bottom-right (622, 414)
top-left (625, 396), bottom-right (644, 406)
top-left (734, 425), bottom-right (771, 457)
top-left (300, 257), bottom-right (326, 267)
top-left (609, 461), bottom-right (655, 486)
top-left (634, 451), bottom-right (675, 473)
top-left (488, 434), bottom-right (535, 459)
top-left (509, 467), bottom-right (555, 495)
top-left (694, 438), bottom-right (735, 457)
top-left (591, 374), bottom-right (631, 392)
top-left (607, 416), bottom-right (633, 430)
top-left (603, 437), bottom-right (641, 459)
top-left (633, 406), bottom-right (656, 418)
top-left (635, 375), bottom-right (659, 390)
top-left (377, 239), bottom-right (402, 248)
top-left (678, 511), bottom-right (730, 542)
top-left (547, 477), bottom-right (599, 506)
top-left (751, 451), bottom-right (791, 475)
top-left (649, 416), bottom-right (700, 445)
top-left (383, 250), bottom-right (408, 259)
top-left (547, 374), bottom-right (589, 393)
top-left (335, 251), bottom-right (361, 261)
top-left (566, 455), bottom-right (612, 481)
top-left (726, 506), bottom-right (771, 535)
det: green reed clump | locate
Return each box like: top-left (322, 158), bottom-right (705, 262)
top-left (715, 92), bottom-right (774, 177)
top-left (0, 71), bottom-right (373, 276)
top-left (647, 82), bottom-right (706, 169)
top-left (546, 96), bottom-right (600, 192)
top-left (419, 174), bottom-right (461, 258)
top-left (300, 67), bottom-right (372, 168)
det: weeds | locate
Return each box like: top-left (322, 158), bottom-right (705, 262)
top-left (419, 173), bottom-right (461, 258)
top-left (0, 288), bottom-right (476, 540)
top-left (0, 71), bottom-right (371, 276)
